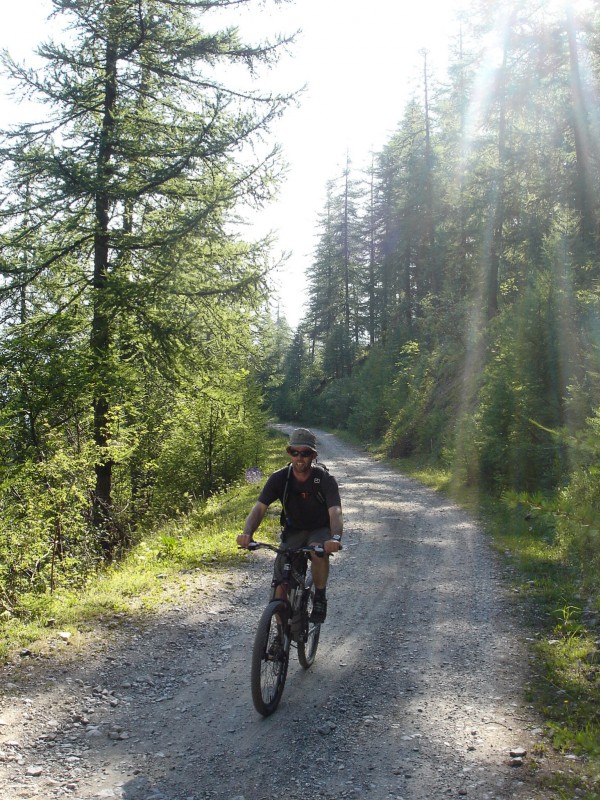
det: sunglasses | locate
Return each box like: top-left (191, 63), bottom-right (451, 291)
top-left (288, 449), bottom-right (314, 458)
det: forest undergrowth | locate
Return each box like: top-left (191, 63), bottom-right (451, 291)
top-left (0, 430), bottom-right (284, 664)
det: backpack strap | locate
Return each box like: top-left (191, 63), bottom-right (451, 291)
top-left (311, 463), bottom-right (328, 505)
top-left (280, 463), bottom-right (293, 527)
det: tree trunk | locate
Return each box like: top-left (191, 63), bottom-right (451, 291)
top-left (422, 49), bottom-right (439, 298)
top-left (367, 162), bottom-right (376, 346)
top-left (566, 3), bottom-right (597, 244)
top-left (342, 157), bottom-right (351, 374)
top-left (487, 37), bottom-right (509, 320)
top-left (91, 36), bottom-right (118, 549)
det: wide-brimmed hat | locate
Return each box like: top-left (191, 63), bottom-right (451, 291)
top-left (286, 427), bottom-right (317, 453)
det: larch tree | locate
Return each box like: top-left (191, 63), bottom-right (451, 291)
top-left (0, 0), bottom-right (295, 552)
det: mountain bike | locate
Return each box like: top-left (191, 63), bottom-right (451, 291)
top-left (246, 541), bottom-right (325, 716)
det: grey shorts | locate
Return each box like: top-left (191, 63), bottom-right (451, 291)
top-left (272, 526), bottom-right (331, 584)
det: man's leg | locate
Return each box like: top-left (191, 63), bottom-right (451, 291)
top-left (308, 528), bottom-right (332, 623)
top-left (308, 550), bottom-right (329, 590)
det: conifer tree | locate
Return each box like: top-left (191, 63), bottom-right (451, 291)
top-left (0, 0), bottom-right (295, 550)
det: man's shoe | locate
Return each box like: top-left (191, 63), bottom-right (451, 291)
top-left (310, 595), bottom-right (327, 624)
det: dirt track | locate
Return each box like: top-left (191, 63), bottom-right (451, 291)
top-left (0, 429), bottom-right (569, 799)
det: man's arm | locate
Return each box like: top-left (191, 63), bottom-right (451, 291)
top-left (236, 501), bottom-right (268, 548)
top-left (323, 504), bottom-right (343, 554)
top-left (328, 505), bottom-right (343, 537)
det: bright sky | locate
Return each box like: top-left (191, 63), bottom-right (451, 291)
top-left (0, 0), bottom-right (464, 327)
top-left (229, 0), bottom-right (464, 326)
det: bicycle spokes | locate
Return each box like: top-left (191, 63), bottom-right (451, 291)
top-left (251, 601), bottom-right (290, 716)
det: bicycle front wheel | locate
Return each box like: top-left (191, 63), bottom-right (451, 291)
top-left (250, 600), bottom-right (290, 716)
top-left (297, 575), bottom-right (321, 669)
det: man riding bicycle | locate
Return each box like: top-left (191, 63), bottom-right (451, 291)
top-left (237, 428), bottom-right (343, 623)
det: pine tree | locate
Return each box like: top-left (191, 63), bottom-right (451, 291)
top-left (0, 0), bottom-right (295, 551)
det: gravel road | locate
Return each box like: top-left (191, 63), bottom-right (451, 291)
top-left (0, 429), bottom-right (568, 800)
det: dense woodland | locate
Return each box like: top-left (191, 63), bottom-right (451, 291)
top-left (0, 0), bottom-right (599, 612)
top-left (266, 0), bottom-right (600, 595)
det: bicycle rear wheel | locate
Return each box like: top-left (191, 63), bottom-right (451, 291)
top-left (251, 600), bottom-right (290, 716)
top-left (297, 575), bottom-right (321, 669)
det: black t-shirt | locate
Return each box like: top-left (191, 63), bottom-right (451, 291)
top-left (258, 464), bottom-right (341, 531)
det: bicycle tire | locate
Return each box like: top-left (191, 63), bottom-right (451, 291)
top-left (297, 574), bottom-right (321, 669)
top-left (250, 600), bottom-right (290, 716)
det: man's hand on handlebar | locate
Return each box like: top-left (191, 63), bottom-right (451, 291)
top-left (322, 538), bottom-right (342, 555)
top-left (237, 533), bottom-right (253, 548)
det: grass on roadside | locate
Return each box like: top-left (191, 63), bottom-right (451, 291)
top-left (0, 429), bottom-right (287, 663)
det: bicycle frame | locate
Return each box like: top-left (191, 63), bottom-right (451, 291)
top-left (248, 542), bottom-right (325, 642)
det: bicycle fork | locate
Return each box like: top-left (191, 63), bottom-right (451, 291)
top-left (265, 600), bottom-right (291, 662)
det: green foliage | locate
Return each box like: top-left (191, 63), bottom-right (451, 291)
top-left (553, 604), bottom-right (585, 640)
top-left (382, 340), bottom-right (463, 461)
top-left (475, 273), bottom-right (572, 493)
top-left (0, 0), bottom-right (297, 607)
top-left (328, 344), bottom-right (400, 441)
top-left (0, 429), bottom-right (287, 660)
top-left (150, 371), bottom-right (267, 516)
top-left (534, 629), bottom-right (600, 765)
top-left (156, 535), bottom-right (180, 561)
top-left (318, 376), bottom-right (355, 429)
top-left (0, 0), bottom-right (294, 556)
top-left (0, 445), bottom-right (97, 610)
top-left (549, 408), bottom-right (600, 590)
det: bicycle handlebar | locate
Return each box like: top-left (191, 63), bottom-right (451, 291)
top-left (242, 541), bottom-right (329, 556)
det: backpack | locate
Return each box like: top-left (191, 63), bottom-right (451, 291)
top-left (280, 462), bottom-right (329, 527)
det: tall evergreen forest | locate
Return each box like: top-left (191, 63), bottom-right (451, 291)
top-left (267, 0), bottom-right (600, 594)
